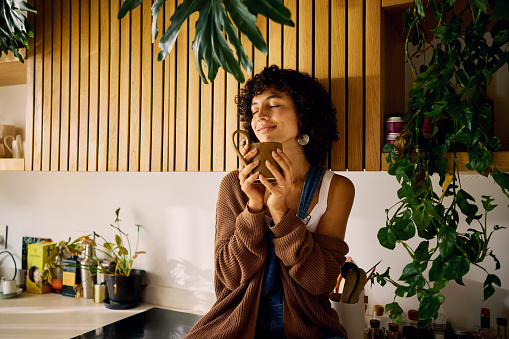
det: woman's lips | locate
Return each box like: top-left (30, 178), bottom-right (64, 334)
top-left (258, 125), bottom-right (275, 133)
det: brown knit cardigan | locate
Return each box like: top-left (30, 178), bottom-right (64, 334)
top-left (185, 171), bottom-right (350, 339)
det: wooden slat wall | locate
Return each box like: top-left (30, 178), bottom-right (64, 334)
top-left (25, 0), bottom-right (382, 172)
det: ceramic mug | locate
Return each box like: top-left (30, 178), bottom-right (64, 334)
top-left (1, 276), bottom-right (17, 295)
top-left (3, 135), bottom-right (22, 158)
top-left (231, 129), bottom-right (282, 183)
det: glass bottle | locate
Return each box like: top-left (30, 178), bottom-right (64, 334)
top-left (497, 318), bottom-right (507, 339)
top-left (51, 249), bottom-right (63, 294)
top-left (474, 308), bottom-right (495, 339)
top-left (373, 304), bottom-right (389, 334)
top-left (403, 309), bottom-right (419, 339)
top-left (388, 323), bottom-right (403, 339)
top-left (368, 319), bottom-right (385, 339)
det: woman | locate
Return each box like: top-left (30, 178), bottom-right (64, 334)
top-left (186, 65), bottom-right (355, 339)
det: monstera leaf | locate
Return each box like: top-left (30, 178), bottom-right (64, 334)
top-left (118, 0), bottom-right (294, 84)
top-left (0, 0), bottom-right (36, 62)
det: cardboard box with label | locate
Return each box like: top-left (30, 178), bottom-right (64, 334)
top-left (27, 242), bottom-right (57, 294)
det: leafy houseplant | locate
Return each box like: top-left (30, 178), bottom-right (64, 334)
top-left (117, 0), bottom-right (294, 83)
top-left (372, 0), bottom-right (509, 327)
top-left (49, 208), bottom-right (146, 300)
top-left (0, 0), bottom-right (36, 62)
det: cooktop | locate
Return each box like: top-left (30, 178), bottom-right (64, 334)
top-left (74, 307), bottom-right (203, 339)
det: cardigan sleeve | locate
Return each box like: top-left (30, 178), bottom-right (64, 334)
top-left (213, 171), bottom-right (268, 291)
top-left (270, 211), bottom-right (349, 295)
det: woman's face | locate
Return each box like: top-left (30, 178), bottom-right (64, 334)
top-left (250, 89), bottom-right (300, 145)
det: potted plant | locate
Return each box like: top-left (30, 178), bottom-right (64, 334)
top-left (48, 208), bottom-right (146, 307)
top-left (371, 0), bottom-right (509, 327)
top-left (0, 0), bottom-right (36, 62)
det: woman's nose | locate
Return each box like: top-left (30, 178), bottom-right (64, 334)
top-left (256, 107), bottom-right (269, 120)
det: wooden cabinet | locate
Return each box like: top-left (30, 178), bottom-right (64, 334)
top-left (20, 0), bottom-right (392, 172)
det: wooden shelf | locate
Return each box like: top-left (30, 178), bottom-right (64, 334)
top-left (0, 158), bottom-right (25, 171)
top-left (0, 49), bottom-right (27, 87)
top-left (381, 151), bottom-right (509, 172)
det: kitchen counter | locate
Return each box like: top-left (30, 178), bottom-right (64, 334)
top-left (0, 291), bottom-right (159, 338)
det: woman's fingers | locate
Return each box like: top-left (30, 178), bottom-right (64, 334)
top-left (239, 145), bottom-right (257, 171)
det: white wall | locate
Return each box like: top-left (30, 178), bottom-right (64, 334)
top-left (1, 78), bottom-right (508, 331)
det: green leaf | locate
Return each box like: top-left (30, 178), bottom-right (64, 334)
top-left (418, 294), bottom-right (441, 319)
top-left (438, 226), bottom-right (456, 259)
top-left (400, 261), bottom-right (426, 280)
top-left (483, 274), bottom-right (501, 300)
top-left (492, 0), bottom-right (509, 19)
top-left (157, 0), bottom-right (206, 62)
top-left (415, 241), bottom-right (431, 262)
top-left (488, 250), bottom-right (501, 270)
top-left (481, 195), bottom-right (497, 212)
top-left (224, 0), bottom-right (267, 54)
top-left (115, 234), bottom-right (122, 247)
top-left (492, 168), bottom-right (509, 197)
top-left (378, 227), bottom-right (397, 250)
top-left (244, 0), bottom-right (294, 27)
top-left (151, 0), bottom-right (166, 42)
top-left (415, 0), bottom-right (425, 19)
top-left (118, 0), bottom-right (142, 20)
top-left (456, 189), bottom-right (479, 217)
top-left (429, 256), bottom-right (444, 282)
top-left (443, 255), bottom-right (470, 281)
top-left (393, 219), bottom-right (416, 241)
top-left (191, 0), bottom-right (246, 83)
top-left (432, 22), bottom-right (461, 42)
top-left (413, 207), bottom-right (431, 232)
top-left (471, 0), bottom-right (488, 13)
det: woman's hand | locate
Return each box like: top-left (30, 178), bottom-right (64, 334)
top-left (259, 148), bottom-right (293, 223)
top-left (238, 144), bottom-right (265, 213)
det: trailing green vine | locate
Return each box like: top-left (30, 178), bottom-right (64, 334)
top-left (372, 0), bottom-right (509, 327)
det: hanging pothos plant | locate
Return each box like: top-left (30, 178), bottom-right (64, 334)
top-left (0, 0), bottom-right (36, 62)
top-left (118, 0), bottom-right (294, 84)
top-left (371, 0), bottom-right (509, 327)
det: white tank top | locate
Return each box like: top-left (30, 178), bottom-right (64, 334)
top-left (264, 170), bottom-right (333, 233)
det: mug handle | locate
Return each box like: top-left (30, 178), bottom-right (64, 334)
top-left (3, 135), bottom-right (14, 154)
top-left (231, 129), bottom-right (250, 167)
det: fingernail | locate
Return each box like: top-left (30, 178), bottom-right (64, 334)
top-left (253, 160), bottom-right (259, 165)
top-left (272, 151), bottom-right (278, 157)
top-left (277, 148), bottom-right (282, 153)
top-left (251, 148), bottom-right (257, 153)
top-left (266, 160), bottom-right (271, 166)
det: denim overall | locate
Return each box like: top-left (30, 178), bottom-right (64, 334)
top-left (254, 165), bottom-right (344, 338)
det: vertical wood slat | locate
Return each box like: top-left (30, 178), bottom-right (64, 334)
top-left (151, 8), bottom-right (164, 171)
top-left (187, 12), bottom-right (200, 172)
top-left (129, 4), bottom-right (141, 172)
top-left (60, 0), bottom-right (70, 171)
top-left (33, 0), bottom-right (43, 171)
top-left (365, 0), bottom-right (382, 170)
top-left (299, 0), bottom-right (313, 74)
top-left (108, 0), bottom-right (120, 171)
top-left (42, 0), bottom-right (52, 171)
top-left (50, 0), bottom-right (61, 171)
top-left (140, 0), bottom-right (152, 172)
top-left (330, 0), bottom-right (347, 171)
top-left (118, 3), bottom-right (130, 171)
top-left (212, 70), bottom-right (226, 171)
top-left (88, 0), bottom-right (100, 171)
top-left (97, 0), bottom-right (110, 171)
top-left (69, 0), bottom-right (80, 171)
top-left (164, 0), bottom-right (176, 172)
top-left (25, 0), bottom-right (36, 171)
top-left (283, 0), bottom-right (297, 70)
top-left (26, 0), bottom-right (383, 173)
top-left (347, 0), bottom-right (365, 171)
top-left (78, 0), bottom-right (90, 171)
top-left (175, 0), bottom-right (188, 172)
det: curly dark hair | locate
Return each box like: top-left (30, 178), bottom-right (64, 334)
top-left (237, 65), bottom-right (338, 166)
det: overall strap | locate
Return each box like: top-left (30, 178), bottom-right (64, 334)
top-left (296, 164), bottom-right (325, 225)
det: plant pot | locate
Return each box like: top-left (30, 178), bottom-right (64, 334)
top-left (104, 269), bottom-right (145, 307)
